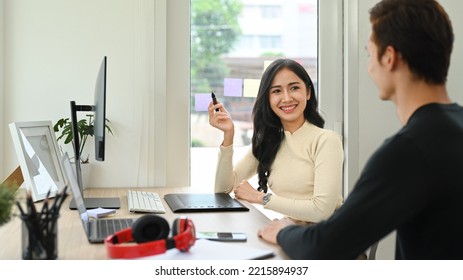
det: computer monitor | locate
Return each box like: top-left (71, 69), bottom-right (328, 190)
top-left (93, 56), bottom-right (106, 162)
top-left (69, 56), bottom-right (120, 209)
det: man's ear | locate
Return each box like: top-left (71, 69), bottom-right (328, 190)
top-left (383, 45), bottom-right (401, 70)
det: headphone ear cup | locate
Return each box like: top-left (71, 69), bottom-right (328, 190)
top-left (172, 218), bottom-right (185, 236)
top-left (171, 217), bottom-right (195, 252)
top-left (131, 215), bottom-right (170, 243)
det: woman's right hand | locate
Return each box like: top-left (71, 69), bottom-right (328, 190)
top-left (208, 101), bottom-right (235, 146)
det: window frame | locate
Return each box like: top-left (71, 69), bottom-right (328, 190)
top-left (158, 0), bottom-right (343, 190)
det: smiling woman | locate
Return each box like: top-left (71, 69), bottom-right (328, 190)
top-left (210, 58), bottom-right (344, 224)
top-left (268, 68), bottom-right (312, 133)
top-left (189, 0), bottom-right (325, 193)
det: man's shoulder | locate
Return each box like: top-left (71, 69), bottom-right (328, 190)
top-left (408, 103), bottom-right (463, 124)
top-left (405, 103), bottom-right (463, 137)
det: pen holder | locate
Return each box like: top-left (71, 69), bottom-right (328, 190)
top-left (20, 214), bottom-right (59, 260)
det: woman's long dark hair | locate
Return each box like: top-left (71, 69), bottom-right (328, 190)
top-left (252, 59), bottom-right (324, 193)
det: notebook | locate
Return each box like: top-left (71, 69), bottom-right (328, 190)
top-left (62, 153), bottom-right (135, 243)
top-left (164, 193), bottom-right (249, 213)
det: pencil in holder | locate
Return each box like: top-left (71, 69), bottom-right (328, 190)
top-left (20, 213), bottom-right (59, 260)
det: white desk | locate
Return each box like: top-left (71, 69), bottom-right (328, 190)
top-left (0, 187), bottom-right (288, 260)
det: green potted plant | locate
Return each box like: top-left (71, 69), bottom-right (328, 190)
top-left (53, 114), bottom-right (113, 163)
top-left (0, 183), bottom-right (16, 226)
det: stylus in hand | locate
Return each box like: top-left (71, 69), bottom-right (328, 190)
top-left (211, 92), bottom-right (220, 112)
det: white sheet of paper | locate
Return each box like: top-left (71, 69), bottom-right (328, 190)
top-left (138, 239), bottom-right (274, 260)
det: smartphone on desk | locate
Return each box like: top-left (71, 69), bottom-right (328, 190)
top-left (196, 232), bottom-right (247, 242)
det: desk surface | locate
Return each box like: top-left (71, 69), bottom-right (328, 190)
top-left (0, 187), bottom-right (287, 260)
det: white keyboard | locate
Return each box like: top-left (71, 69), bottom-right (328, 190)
top-left (127, 190), bottom-right (166, 213)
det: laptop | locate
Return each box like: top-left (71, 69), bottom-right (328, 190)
top-left (62, 153), bottom-right (135, 243)
top-left (164, 193), bottom-right (249, 213)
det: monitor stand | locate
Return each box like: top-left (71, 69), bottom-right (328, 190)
top-left (68, 101), bottom-right (120, 210)
top-left (69, 197), bottom-right (121, 209)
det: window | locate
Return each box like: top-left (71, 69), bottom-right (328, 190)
top-left (259, 35), bottom-right (282, 49)
top-left (190, 0), bottom-right (321, 190)
top-left (260, 5), bottom-right (281, 19)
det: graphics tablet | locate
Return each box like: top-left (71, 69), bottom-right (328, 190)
top-left (164, 193), bottom-right (249, 213)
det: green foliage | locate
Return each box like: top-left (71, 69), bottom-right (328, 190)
top-left (0, 183), bottom-right (16, 226)
top-left (261, 51), bottom-right (284, 57)
top-left (191, 139), bottom-right (205, 147)
top-left (191, 0), bottom-right (243, 92)
top-left (53, 114), bottom-right (113, 163)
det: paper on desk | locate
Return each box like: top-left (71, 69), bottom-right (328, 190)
top-left (139, 239), bottom-right (274, 260)
top-left (87, 207), bottom-right (116, 219)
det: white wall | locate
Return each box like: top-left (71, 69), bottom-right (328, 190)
top-left (0, 1), bottom-right (4, 180)
top-left (2, 0), bottom-right (156, 187)
top-left (165, 1), bottom-right (190, 188)
top-left (1, 0), bottom-right (191, 188)
top-left (318, 0), bottom-right (343, 147)
top-left (444, 0), bottom-right (463, 105)
top-left (347, 0), bottom-right (463, 260)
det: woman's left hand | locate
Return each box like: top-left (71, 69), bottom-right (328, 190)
top-left (234, 180), bottom-right (265, 204)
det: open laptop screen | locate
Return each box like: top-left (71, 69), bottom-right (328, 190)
top-left (61, 153), bottom-right (90, 232)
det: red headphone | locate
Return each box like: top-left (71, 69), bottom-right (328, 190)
top-left (105, 215), bottom-right (196, 259)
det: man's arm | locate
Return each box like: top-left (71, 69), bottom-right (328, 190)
top-left (258, 135), bottom-right (432, 259)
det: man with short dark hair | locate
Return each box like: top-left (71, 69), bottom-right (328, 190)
top-left (258, 0), bottom-right (463, 259)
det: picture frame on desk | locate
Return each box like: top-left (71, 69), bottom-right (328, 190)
top-left (9, 120), bottom-right (67, 202)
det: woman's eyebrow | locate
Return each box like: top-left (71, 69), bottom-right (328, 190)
top-left (270, 81), bottom-right (301, 89)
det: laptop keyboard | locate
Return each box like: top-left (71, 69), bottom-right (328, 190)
top-left (92, 218), bottom-right (134, 240)
top-left (127, 190), bottom-right (166, 213)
